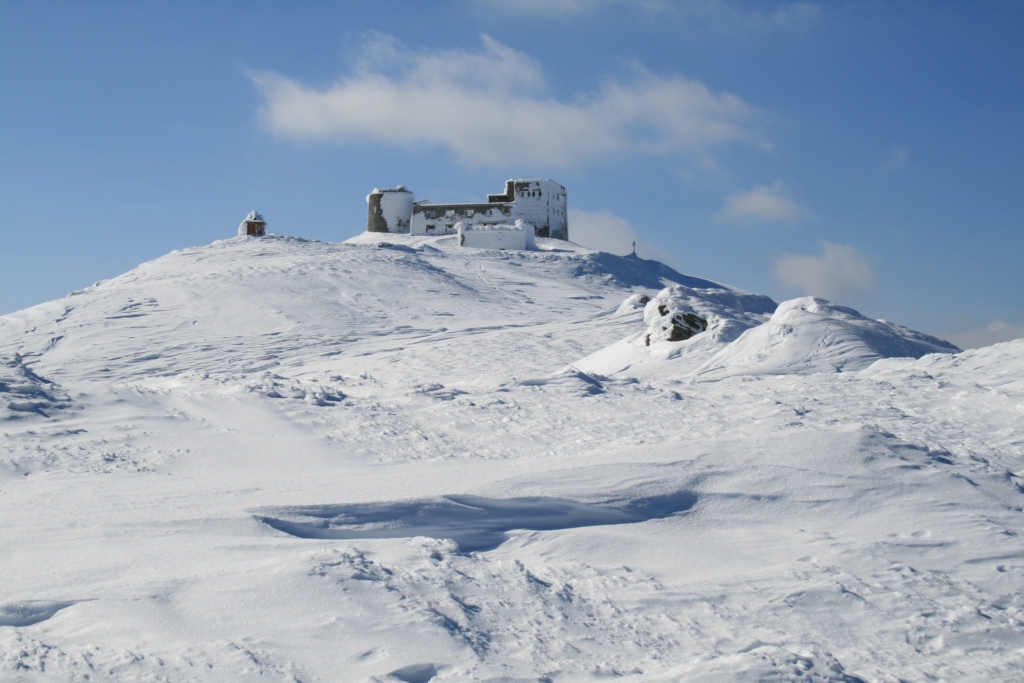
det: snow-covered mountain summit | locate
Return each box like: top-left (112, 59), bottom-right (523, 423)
top-left (2, 232), bottom-right (1022, 681)
top-left (0, 232), bottom-right (955, 389)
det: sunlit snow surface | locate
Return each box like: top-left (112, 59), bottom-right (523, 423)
top-left (2, 233), bottom-right (1023, 681)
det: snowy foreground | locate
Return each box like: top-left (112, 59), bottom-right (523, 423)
top-left (2, 233), bottom-right (1023, 682)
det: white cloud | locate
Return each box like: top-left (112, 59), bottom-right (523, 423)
top-left (947, 318), bottom-right (1024, 350)
top-left (568, 208), bottom-right (639, 255)
top-left (568, 208), bottom-right (675, 263)
top-left (884, 146), bottom-right (909, 172)
top-left (250, 34), bottom-right (766, 167)
top-left (473, 0), bottom-right (819, 30)
top-left (716, 181), bottom-right (808, 223)
top-left (774, 241), bottom-right (874, 301)
top-left (471, 0), bottom-right (675, 17)
top-left (768, 2), bottom-right (821, 30)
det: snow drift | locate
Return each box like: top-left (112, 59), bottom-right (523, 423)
top-left (693, 296), bottom-right (960, 379)
top-left (0, 354), bottom-right (68, 420)
top-left (1, 232), bottom-right (1021, 682)
top-left (575, 287), bottom-right (958, 380)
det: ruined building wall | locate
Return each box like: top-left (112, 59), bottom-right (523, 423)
top-left (410, 203), bottom-right (513, 235)
top-left (407, 179), bottom-right (568, 239)
top-left (504, 180), bottom-right (568, 240)
top-left (366, 187), bottom-right (414, 233)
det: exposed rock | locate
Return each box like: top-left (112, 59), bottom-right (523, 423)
top-left (643, 297), bottom-right (709, 345)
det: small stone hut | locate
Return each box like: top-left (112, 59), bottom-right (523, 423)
top-left (238, 211), bottom-right (267, 237)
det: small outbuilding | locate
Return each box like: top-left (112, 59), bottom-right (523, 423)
top-left (238, 211), bottom-right (267, 236)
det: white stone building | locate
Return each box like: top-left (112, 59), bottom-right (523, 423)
top-left (365, 179), bottom-right (568, 241)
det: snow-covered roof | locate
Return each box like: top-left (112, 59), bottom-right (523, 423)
top-left (244, 210), bottom-right (265, 223)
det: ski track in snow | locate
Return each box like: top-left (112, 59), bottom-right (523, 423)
top-left (1, 233), bottom-right (1023, 681)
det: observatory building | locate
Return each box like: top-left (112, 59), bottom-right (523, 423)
top-left (366, 179), bottom-right (568, 241)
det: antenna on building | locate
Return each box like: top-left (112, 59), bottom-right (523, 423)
top-left (632, 240), bottom-right (636, 256)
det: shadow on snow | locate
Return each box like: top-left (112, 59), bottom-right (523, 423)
top-left (255, 491), bottom-right (697, 552)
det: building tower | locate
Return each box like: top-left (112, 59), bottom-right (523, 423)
top-left (366, 186), bottom-right (415, 233)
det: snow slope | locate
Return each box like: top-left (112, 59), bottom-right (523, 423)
top-left (1, 233), bottom-right (1022, 682)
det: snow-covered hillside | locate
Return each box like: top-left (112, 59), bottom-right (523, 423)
top-left (2, 233), bottom-right (1023, 681)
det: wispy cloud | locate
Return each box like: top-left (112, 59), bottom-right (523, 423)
top-left (767, 2), bottom-right (821, 30)
top-left (716, 181), bottom-right (808, 223)
top-left (946, 317), bottom-right (1024, 350)
top-left (774, 241), bottom-right (874, 301)
top-left (250, 34), bottom-right (766, 167)
top-left (472, 0), bottom-right (820, 30)
top-left (568, 208), bottom-right (675, 263)
top-left (472, 0), bottom-right (672, 16)
top-left (883, 145), bottom-right (909, 172)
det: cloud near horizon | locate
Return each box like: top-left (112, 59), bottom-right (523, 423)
top-left (251, 34), bottom-right (767, 167)
top-left (568, 208), bottom-right (677, 264)
top-left (774, 241), bottom-right (874, 301)
top-left (473, 0), bottom-right (820, 31)
top-left (946, 318), bottom-right (1024, 350)
top-left (716, 181), bottom-right (808, 223)
top-left (473, 0), bottom-right (673, 16)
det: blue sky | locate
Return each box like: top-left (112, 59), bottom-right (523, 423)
top-left (2, 0), bottom-right (1022, 348)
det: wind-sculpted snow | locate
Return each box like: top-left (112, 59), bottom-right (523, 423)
top-left (0, 600), bottom-right (77, 627)
top-left (1, 233), bottom-right (1021, 681)
top-left (0, 235), bottom-right (689, 385)
top-left (563, 251), bottom-right (728, 290)
top-left (640, 284), bottom-right (776, 345)
top-left (256, 491), bottom-right (697, 552)
top-left (693, 297), bottom-right (960, 379)
top-left (0, 354), bottom-right (68, 420)
top-left (573, 284), bottom-right (779, 377)
top-left (575, 288), bottom-right (958, 381)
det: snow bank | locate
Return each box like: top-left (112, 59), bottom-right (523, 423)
top-left (693, 296), bottom-right (960, 379)
top-left (574, 284), bottom-right (777, 377)
top-left (256, 490), bottom-right (696, 552)
top-left (865, 335), bottom-right (1024, 389)
top-left (0, 601), bottom-right (77, 627)
top-left (578, 290), bottom-right (959, 381)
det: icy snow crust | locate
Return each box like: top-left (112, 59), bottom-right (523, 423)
top-left (1, 232), bottom-right (1023, 681)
